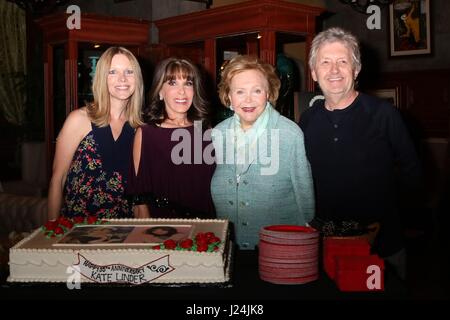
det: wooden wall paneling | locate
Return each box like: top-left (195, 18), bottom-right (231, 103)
top-left (259, 30), bottom-right (276, 65)
top-left (246, 38), bottom-right (259, 56)
top-left (364, 70), bottom-right (450, 138)
top-left (43, 45), bottom-right (53, 178)
top-left (203, 38), bottom-right (216, 82)
top-left (305, 34), bottom-right (315, 92)
top-left (65, 40), bottom-right (78, 113)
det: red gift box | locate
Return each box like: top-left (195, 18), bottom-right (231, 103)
top-left (335, 255), bottom-right (385, 292)
top-left (323, 238), bottom-right (371, 279)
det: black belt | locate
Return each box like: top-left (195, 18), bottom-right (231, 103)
top-left (131, 193), bottom-right (211, 218)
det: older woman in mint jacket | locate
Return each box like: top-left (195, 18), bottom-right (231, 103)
top-left (211, 55), bottom-right (315, 250)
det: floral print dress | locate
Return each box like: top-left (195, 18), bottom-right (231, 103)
top-left (61, 122), bottom-right (134, 219)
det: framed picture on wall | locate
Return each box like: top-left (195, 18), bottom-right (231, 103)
top-left (366, 87), bottom-right (400, 109)
top-left (389, 0), bottom-right (431, 56)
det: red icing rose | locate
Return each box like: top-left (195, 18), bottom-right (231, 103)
top-left (196, 238), bottom-right (208, 248)
top-left (197, 244), bottom-right (208, 252)
top-left (195, 233), bottom-right (206, 241)
top-left (180, 239), bottom-right (193, 249)
top-left (163, 239), bottom-right (177, 250)
top-left (54, 227), bottom-right (64, 235)
top-left (87, 216), bottom-right (97, 225)
top-left (150, 231), bottom-right (221, 252)
top-left (204, 232), bottom-right (215, 240)
top-left (208, 236), bottom-right (221, 244)
top-left (44, 221), bottom-right (59, 231)
top-left (58, 219), bottom-right (73, 229)
top-left (73, 216), bottom-right (85, 224)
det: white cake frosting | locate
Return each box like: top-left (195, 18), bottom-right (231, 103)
top-left (8, 218), bottom-right (231, 284)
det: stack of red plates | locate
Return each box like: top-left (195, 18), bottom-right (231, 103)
top-left (258, 225), bottom-right (319, 285)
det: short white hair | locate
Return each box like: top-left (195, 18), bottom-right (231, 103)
top-left (308, 27), bottom-right (362, 74)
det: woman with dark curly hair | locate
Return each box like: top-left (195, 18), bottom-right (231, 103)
top-left (127, 58), bottom-right (216, 219)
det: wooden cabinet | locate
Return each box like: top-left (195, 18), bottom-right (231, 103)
top-left (154, 0), bottom-right (324, 99)
top-left (36, 13), bottom-right (150, 176)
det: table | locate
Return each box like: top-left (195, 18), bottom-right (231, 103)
top-left (0, 249), bottom-right (408, 301)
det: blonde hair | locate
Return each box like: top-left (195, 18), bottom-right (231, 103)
top-left (86, 46), bottom-right (144, 128)
top-left (218, 55), bottom-right (280, 107)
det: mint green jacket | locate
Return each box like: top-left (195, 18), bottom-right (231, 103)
top-left (211, 109), bottom-right (315, 249)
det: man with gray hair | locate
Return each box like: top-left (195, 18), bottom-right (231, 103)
top-left (299, 27), bottom-right (421, 280)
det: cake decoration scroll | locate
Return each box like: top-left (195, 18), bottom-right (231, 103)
top-left (73, 253), bottom-right (175, 285)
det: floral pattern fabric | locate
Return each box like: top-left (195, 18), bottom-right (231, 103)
top-left (61, 132), bottom-right (133, 219)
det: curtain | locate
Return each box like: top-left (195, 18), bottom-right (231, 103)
top-left (0, 0), bottom-right (26, 126)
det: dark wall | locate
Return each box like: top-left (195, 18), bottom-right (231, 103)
top-left (64, 0), bottom-right (151, 20)
top-left (62, 0), bottom-right (207, 44)
top-left (322, 0), bottom-right (450, 73)
top-left (65, 0), bottom-right (205, 20)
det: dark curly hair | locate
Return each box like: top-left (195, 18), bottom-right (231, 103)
top-left (144, 57), bottom-right (211, 127)
top-left (145, 226), bottom-right (178, 239)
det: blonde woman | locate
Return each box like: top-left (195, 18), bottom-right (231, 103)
top-left (48, 47), bottom-right (144, 220)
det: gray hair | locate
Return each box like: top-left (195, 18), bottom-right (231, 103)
top-left (308, 27), bottom-right (362, 74)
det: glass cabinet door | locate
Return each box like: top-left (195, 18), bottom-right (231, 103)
top-left (77, 43), bottom-right (108, 108)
